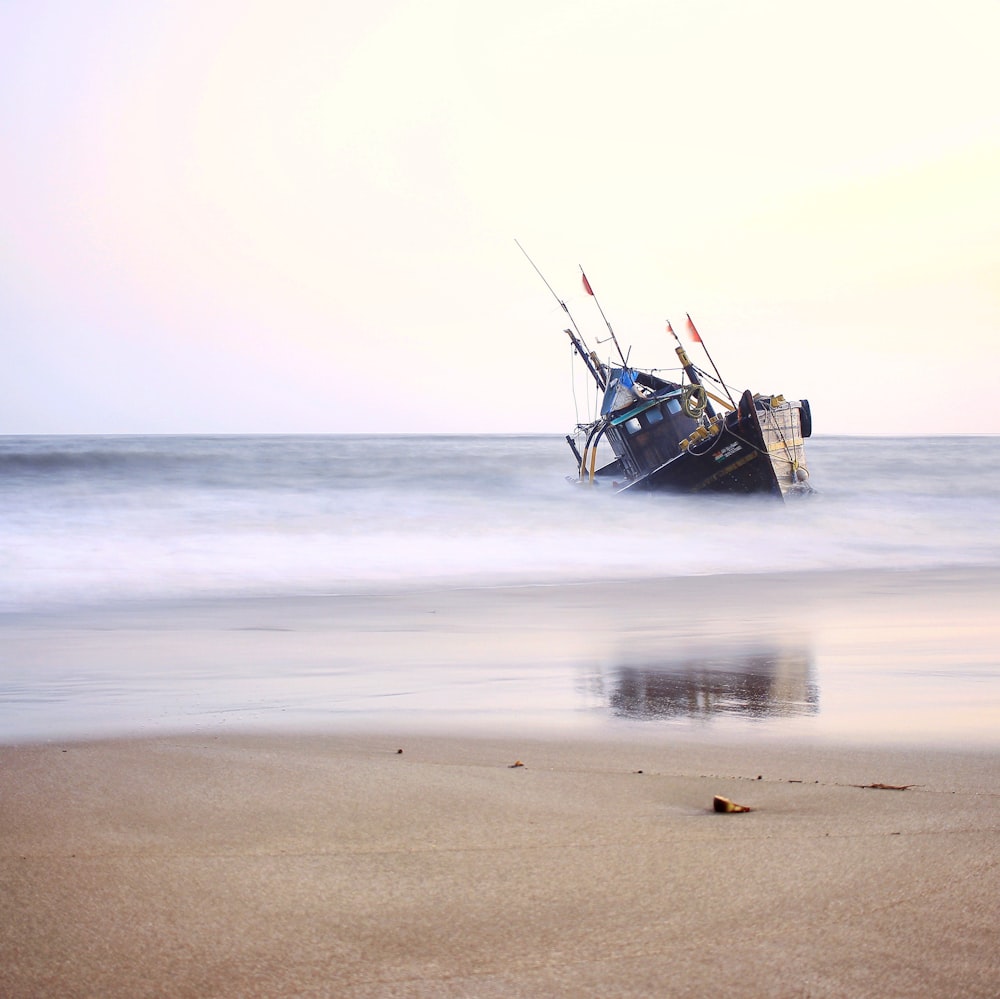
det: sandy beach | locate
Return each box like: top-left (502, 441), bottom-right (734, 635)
top-left (2, 731), bottom-right (998, 998)
top-left (3, 565), bottom-right (1000, 996)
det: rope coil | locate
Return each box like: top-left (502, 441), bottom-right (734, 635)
top-left (681, 383), bottom-right (707, 419)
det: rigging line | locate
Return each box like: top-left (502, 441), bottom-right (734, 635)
top-left (727, 425), bottom-right (768, 456)
top-left (687, 431), bottom-right (724, 457)
top-left (569, 341), bottom-right (581, 427)
top-left (762, 408), bottom-right (801, 470)
top-left (692, 365), bottom-right (731, 391)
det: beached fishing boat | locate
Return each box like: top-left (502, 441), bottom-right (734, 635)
top-left (565, 314), bottom-right (814, 499)
top-left (520, 245), bottom-right (813, 499)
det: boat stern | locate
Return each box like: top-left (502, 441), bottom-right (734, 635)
top-left (756, 396), bottom-right (813, 495)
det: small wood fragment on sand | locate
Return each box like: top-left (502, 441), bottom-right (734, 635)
top-left (851, 782), bottom-right (917, 791)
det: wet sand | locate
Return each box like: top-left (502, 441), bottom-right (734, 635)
top-left (2, 732), bottom-right (998, 998)
top-left (4, 566), bottom-right (1000, 746)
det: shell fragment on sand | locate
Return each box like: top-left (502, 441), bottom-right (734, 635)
top-left (713, 795), bottom-right (752, 813)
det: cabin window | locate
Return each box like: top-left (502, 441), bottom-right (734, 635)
top-left (625, 418), bottom-right (642, 435)
top-left (666, 398), bottom-right (681, 415)
top-left (646, 407), bottom-right (664, 425)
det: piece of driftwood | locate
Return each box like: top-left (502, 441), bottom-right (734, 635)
top-left (851, 782), bottom-right (917, 790)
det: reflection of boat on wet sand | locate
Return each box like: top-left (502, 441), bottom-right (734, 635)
top-left (606, 649), bottom-right (818, 722)
top-left (520, 244), bottom-right (814, 499)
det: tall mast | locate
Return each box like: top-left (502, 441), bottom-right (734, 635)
top-left (666, 320), bottom-right (717, 417)
top-left (684, 314), bottom-right (736, 409)
top-left (516, 240), bottom-right (607, 389)
top-left (580, 267), bottom-right (628, 367)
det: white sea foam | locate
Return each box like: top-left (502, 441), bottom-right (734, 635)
top-left (1, 434), bottom-right (999, 610)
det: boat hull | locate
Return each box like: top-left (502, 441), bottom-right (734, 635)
top-left (619, 416), bottom-right (782, 498)
top-left (608, 388), bottom-right (783, 499)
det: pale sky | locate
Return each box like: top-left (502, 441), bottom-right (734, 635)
top-left (2, 0), bottom-right (998, 435)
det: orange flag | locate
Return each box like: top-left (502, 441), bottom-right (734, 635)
top-left (684, 314), bottom-right (703, 344)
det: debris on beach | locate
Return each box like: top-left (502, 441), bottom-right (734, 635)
top-left (508, 760), bottom-right (525, 768)
top-left (713, 795), bottom-right (752, 813)
top-left (851, 782), bottom-right (917, 791)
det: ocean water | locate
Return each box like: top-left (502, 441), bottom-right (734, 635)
top-left (2, 434), bottom-right (1000, 745)
top-left (3, 434), bottom-right (1000, 609)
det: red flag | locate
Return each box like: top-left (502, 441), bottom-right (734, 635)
top-left (684, 314), bottom-right (703, 344)
top-left (581, 272), bottom-right (594, 296)
top-left (665, 320), bottom-right (676, 337)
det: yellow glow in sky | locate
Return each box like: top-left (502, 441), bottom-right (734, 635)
top-left (2, 0), bottom-right (998, 433)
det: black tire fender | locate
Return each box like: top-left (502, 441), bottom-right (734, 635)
top-left (799, 399), bottom-right (812, 438)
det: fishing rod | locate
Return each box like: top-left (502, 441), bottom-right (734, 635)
top-left (515, 240), bottom-right (607, 390)
top-left (579, 267), bottom-right (628, 367)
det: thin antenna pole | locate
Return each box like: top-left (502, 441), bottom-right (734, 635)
top-left (515, 240), bottom-right (606, 389)
top-left (515, 239), bottom-right (562, 305)
top-left (580, 267), bottom-right (628, 367)
top-left (515, 239), bottom-right (586, 340)
top-left (685, 313), bottom-right (736, 408)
